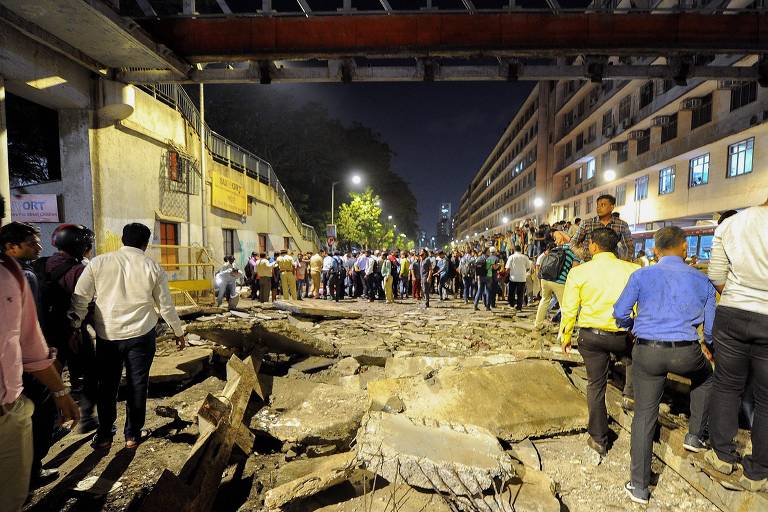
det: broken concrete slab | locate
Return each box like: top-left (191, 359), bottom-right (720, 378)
top-left (251, 376), bottom-right (367, 447)
top-left (356, 412), bottom-right (515, 496)
top-left (454, 463), bottom-right (561, 512)
top-left (149, 348), bottom-right (213, 385)
top-left (384, 354), bottom-right (522, 379)
top-left (335, 357), bottom-right (360, 376)
top-left (286, 315), bottom-right (316, 331)
top-left (510, 439), bottom-right (542, 471)
top-left (288, 356), bottom-right (336, 375)
top-left (185, 318), bottom-right (337, 356)
top-left (156, 376), bottom-right (226, 423)
top-left (368, 360), bottom-right (588, 442)
top-left (338, 367), bottom-right (386, 391)
top-left (313, 484), bottom-right (453, 512)
top-left (273, 300), bottom-right (362, 320)
top-left (338, 345), bottom-right (391, 367)
top-left (264, 451), bottom-right (356, 509)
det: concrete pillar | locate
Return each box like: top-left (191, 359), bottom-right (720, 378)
top-left (0, 76), bottom-right (10, 225)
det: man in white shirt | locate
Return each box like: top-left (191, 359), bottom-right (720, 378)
top-left (69, 223), bottom-right (185, 450)
top-left (321, 251), bottom-right (334, 299)
top-left (505, 245), bottom-right (531, 311)
top-left (705, 200), bottom-right (768, 490)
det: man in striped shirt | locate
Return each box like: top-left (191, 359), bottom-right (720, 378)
top-left (571, 194), bottom-right (633, 261)
top-left (534, 231), bottom-right (580, 330)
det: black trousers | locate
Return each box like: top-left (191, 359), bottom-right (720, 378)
top-left (578, 330), bottom-right (634, 446)
top-left (21, 375), bottom-right (57, 479)
top-left (710, 306), bottom-right (768, 480)
top-left (508, 281), bottom-right (526, 309)
top-left (96, 330), bottom-right (156, 441)
top-left (630, 342), bottom-right (712, 489)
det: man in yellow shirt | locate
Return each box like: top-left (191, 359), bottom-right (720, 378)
top-left (560, 228), bottom-right (640, 457)
top-left (255, 253), bottom-right (273, 303)
top-left (277, 250), bottom-right (297, 300)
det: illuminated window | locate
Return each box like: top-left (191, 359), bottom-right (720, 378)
top-left (689, 154), bottom-right (709, 187)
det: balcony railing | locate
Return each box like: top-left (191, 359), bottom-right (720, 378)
top-left (137, 83), bottom-right (321, 250)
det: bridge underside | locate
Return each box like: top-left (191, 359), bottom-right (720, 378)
top-left (2, 0), bottom-right (768, 83)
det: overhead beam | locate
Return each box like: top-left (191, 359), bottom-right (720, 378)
top-left (118, 63), bottom-right (764, 84)
top-left (136, 12), bottom-right (768, 63)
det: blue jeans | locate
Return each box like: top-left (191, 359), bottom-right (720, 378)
top-left (474, 276), bottom-right (489, 309)
top-left (216, 280), bottom-right (237, 307)
top-left (439, 274), bottom-right (451, 300)
top-left (96, 330), bottom-right (157, 440)
top-left (462, 276), bottom-right (474, 301)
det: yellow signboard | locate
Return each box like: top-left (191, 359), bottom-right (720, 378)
top-left (211, 172), bottom-right (247, 216)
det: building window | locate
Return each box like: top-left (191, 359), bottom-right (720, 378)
top-left (159, 222), bottom-right (179, 269)
top-left (602, 110), bottom-right (614, 136)
top-left (587, 123), bottom-right (596, 143)
top-left (617, 143), bottom-right (629, 164)
top-left (601, 152), bottom-right (611, 170)
top-left (284, 237), bottom-right (291, 250)
top-left (727, 137), bottom-right (754, 178)
top-left (586, 195), bottom-right (594, 214)
top-left (635, 175), bottom-right (649, 200)
top-left (575, 165), bottom-right (584, 183)
top-left (616, 183), bottom-right (626, 206)
top-left (639, 81), bottom-right (654, 109)
top-left (637, 130), bottom-right (651, 155)
top-left (563, 174), bottom-right (571, 189)
top-left (660, 114), bottom-right (678, 144)
top-left (564, 141), bottom-right (572, 160)
top-left (258, 234), bottom-right (267, 253)
top-left (618, 96), bottom-right (632, 124)
top-left (586, 158), bottom-right (596, 180)
top-left (574, 200), bottom-right (581, 217)
top-left (691, 94), bottom-right (713, 130)
top-left (659, 166), bottom-right (676, 195)
top-left (223, 229), bottom-right (236, 257)
top-left (730, 82), bottom-right (757, 111)
top-left (7, 93), bottom-right (62, 187)
top-left (689, 153), bottom-right (710, 187)
top-left (576, 132), bottom-right (584, 151)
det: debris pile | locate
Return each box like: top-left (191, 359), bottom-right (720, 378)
top-left (30, 298), bottom-right (755, 512)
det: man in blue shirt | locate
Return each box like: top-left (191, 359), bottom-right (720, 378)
top-left (613, 226), bottom-right (715, 505)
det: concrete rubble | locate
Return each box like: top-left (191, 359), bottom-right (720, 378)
top-left (251, 376), bottom-right (367, 447)
top-left (264, 451), bottom-right (357, 509)
top-left (356, 412), bottom-right (516, 496)
top-left (368, 360), bottom-right (589, 441)
top-left (33, 299), bottom-right (738, 512)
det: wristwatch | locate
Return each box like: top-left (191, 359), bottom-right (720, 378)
top-left (51, 387), bottom-right (70, 398)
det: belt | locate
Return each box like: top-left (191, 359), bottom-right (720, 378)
top-left (582, 328), bottom-right (628, 337)
top-left (0, 397), bottom-right (20, 417)
top-left (636, 339), bottom-right (698, 348)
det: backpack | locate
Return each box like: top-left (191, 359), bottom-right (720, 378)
top-left (371, 258), bottom-right (379, 274)
top-left (538, 247), bottom-right (568, 282)
top-left (32, 256), bottom-right (78, 334)
top-left (474, 255), bottom-right (487, 276)
top-left (332, 256), bottom-right (345, 278)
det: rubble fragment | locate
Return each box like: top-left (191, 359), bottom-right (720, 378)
top-left (368, 360), bottom-right (588, 441)
top-left (313, 484), bottom-right (453, 512)
top-left (273, 300), bottom-right (363, 319)
top-left (264, 451), bottom-right (357, 509)
top-left (252, 376), bottom-right (367, 447)
top-left (155, 376), bottom-right (226, 423)
top-left (356, 412), bottom-right (515, 496)
top-left (288, 356), bottom-right (336, 374)
top-left (148, 347), bottom-right (213, 384)
top-left (185, 318), bottom-right (337, 356)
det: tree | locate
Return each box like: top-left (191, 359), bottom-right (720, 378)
top-left (337, 188), bottom-right (391, 249)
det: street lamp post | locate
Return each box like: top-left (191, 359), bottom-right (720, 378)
top-left (330, 174), bottom-right (362, 226)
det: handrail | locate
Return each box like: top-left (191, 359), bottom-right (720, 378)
top-left (136, 83), bottom-right (321, 249)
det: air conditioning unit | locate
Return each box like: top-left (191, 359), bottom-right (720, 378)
top-left (589, 95), bottom-right (598, 107)
top-left (620, 119), bottom-right (632, 130)
top-left (652, 115), bottom-right (674, 127)
top-left (604, 126), bottom-right (615, 137)
top-left (610, 142), bottom-right (626, 151)
top-left (629, 130), bottom-right (647, 140)
top-left (680, 98), bottom-right (703, 110)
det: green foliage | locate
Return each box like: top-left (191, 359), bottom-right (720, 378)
top-left (195, 86), bottom-right (419, 238)
top-left (337, 188), bottom-right (389, 249)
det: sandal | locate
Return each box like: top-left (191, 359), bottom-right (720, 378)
top-left (125, 429), bottom-right (151, 449)
top-left (90, 435), bottom-right (112, 451)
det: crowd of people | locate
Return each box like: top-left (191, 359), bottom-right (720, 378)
top-left (0, 194), bottom-right (186, 511)
top-left (2, 189), bottom-right (767, 510)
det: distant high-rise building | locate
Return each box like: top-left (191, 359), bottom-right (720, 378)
top-left (417, 230), bottom-right (428, 248)
top-left (436, 202), bottom-right (453, 248)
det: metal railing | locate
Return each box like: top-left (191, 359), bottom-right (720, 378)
top-left (137, 83), bottom-right (321, 249)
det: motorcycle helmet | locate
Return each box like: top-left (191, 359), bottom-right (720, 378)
top-left (52, 224), bottom-right (95, 260)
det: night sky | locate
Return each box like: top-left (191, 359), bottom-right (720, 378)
top-left (254, 82), bottom-right (534, 236)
